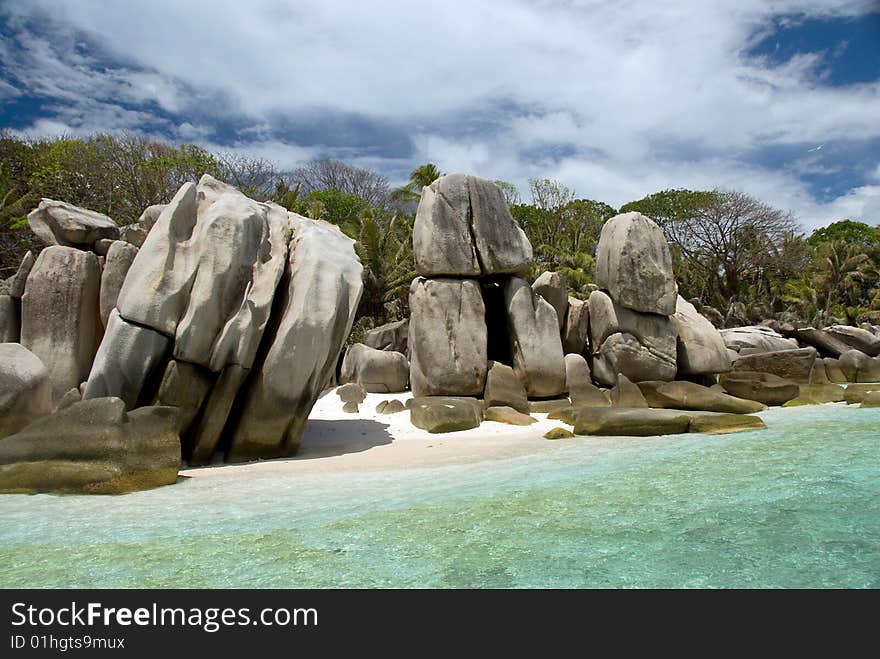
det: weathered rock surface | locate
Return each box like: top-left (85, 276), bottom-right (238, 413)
top-left (364, 319), bottom-right (408, 354)
top-left (796, 328), bottom-right (852, 358)
top-left (152, 360), bottom-right (214, 432)
top-left (572, 408), bottom-right (692, 436)
top-left (562, 297), bottom-right (589, 355)
top-left (409, 277), bottom-right (487, 397)
top-left (839, 349), bottom-right (880, 383)
top-left (638, 380), bottom-right (765, 414)
top-left (594, 212), bottom-right (677, 315)
top-left (120, 224), bottom-right (148, 248)
top-left (843, 384), bottom-right (880, 404)
top-left (485, 405), bottom-right (536, 425)
top-left (565, 353), bottom-right (606, 407)
top-left (228, 214), bottom-right (362, 461)
top-left (505, 277), bottom-right (566, 397)
top-left (529, 398), bottom-right (573, 414)
top-left (83, 309), bottom-right (169, 408)
top-left (0, 398), bottom-right (180, 494)
top-left (377, 399), bottom-right (406, 414)
top-left (544, 427), bottom-right (574, 439)
top-left (588, 290), bottom-right (677, 385)
top-left (787, 383), bottom-right (845, 405)
top-left (730, 347), bottom-right (817, 383)
top-left (825, 325), bottom-right (880, 357)
top-left (719, 371), bottom-right (800, 406)
top-left (20, 246), bottom-right (101, 402)
top-left (687, 413), bottom-right (766, 434)
top-left (27, 199), bottom-right (119, 248)
top-left (188, 364), bottom-right (248, 464)
top-left (337, 383), bottom-right (367, 404)
top-left (136, 204), bottom-right (165, 232)
top-left (410, 396), bottom-right (483, 433)
top-left (673, 296), bottom-right (731, 375)
top-left (720, 326), bottom-right (799, 354)
top-left (99, 241), bottom-right (138, 328)
top-left (115, 182), bottom-right (200, 336)
top-left (413, 174), bottom-right (531, 276)
top-left (483, 361), bottom-right (528, 413)
top-left (8, 251), bottom-right (34, 299)
top-left (0, 343), bottom-right (52, 439)
top-left (823, 358), bottom-right (848, 383)
top-left (859, 391), bottom-right (880, 407)
top-left (610, 374), bottom-right (648, 407)
top-left (532, 271), bottom-right (567, 331)
top-left (340, 343), bottom-right (409, 393)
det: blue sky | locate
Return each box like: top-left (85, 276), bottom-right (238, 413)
top-left (1, 0), bottom-right (878, 230)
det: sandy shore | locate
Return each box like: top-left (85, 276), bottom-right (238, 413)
top-left (182, 391), bottom-right (570, 481)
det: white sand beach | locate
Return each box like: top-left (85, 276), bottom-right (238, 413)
top-left (182, 391), bottom-right (571, 480)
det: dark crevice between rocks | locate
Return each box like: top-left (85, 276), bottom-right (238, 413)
top-left (481, 277), bottom-right (513, 367)
top-left (465, 177), bottom-right (486, 276)
top-left (214, 254), bottom-right (294, 463)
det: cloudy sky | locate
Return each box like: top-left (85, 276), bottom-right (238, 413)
top-left (1, 0), bottom-right (879, 230)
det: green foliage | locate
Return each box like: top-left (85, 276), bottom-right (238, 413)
top-left (807, 219), bottom-right (880, 248)
top-left (619, 188), bottom-right (715, 227)
top-left (296, 188), bottom-right (370, 236)
top-left (390, 163), bottom-right (441, 205)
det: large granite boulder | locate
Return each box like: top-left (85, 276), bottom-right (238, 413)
top-left (839, 350), bottom-right (880, 383)
top-left (730, 347), bottom-right (817, 383)
top-left (83, 309), bottom-right (170, 409)
top-left (823, 358), bottom-right (848, 383)
top-left (27, 199), bottom-right (120, 248)
top-left (843, 384), bottom-right (880, 404)
top-left (637, 380), bottom-right (765, 414)
top-left (20, 246), bottom-right (101, 402)
top-left (532, 271), bottom-right (568, 331)
top-left (610, 374), bottom-right (648, 407)
top-left (0, 398), bottom-right (180, 494)
top-left (504, 277), bottom-right (566, 397)
top-left (413, 174), bottom-right (531, 277)
top-left (364, 319), bottom-right (409, 354)
top-left (409, 277), bottom-right (487, 397)
top-left (410, 396), bottom-right (483, 433)
top-left (588, 290), bottom-right (677, 385)
top-left (825, 325), bottom-right (880, 357)
top-left (485, 406), bottom-right (536, 426)
top-left (0, 343), bottom-right (53, 439)
top-left (720, 326), bottom-right (799, 354)
top-left (562, 297), bottom-right (589, 355)
top-left (136, 204), bottom-right (165, 232)
top-left (594, 212), bottom-right (677, 315)
top-left (228, 214), bottom-right (363, 461)
top-left (572, 408), bottom-right (692, 436)
top-left (719, 371), bottom-right (800, 406)
top-left (98, 241), bottom-right (138, 328)
top-left (565, 353), bottom-right (606, 406)
top-left (483, 361), bottom-right (528, 413)
top-left (340, 343), bottom-right (409, 393)
top-left (673, 296), bottom-right (731, 375)
top-left (7, 251), bottom-right (34, 299)
top-left (795, 328), bottom-right (852, 358)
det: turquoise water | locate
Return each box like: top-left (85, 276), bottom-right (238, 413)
top-left (1, 405), bottom-right (878, 588)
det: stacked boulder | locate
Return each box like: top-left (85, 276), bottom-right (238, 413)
top-left (588, 212), bottom-right (729, 385)
top-left (408, 174), bottom-right (565, 403)
top-left (0, 175), bottom-right (363, 491)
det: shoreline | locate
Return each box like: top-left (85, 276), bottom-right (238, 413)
top-left (180, 391), bottom-right (854, 482)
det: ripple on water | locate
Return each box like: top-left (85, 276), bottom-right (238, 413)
top-left (1, 406), bottom-right (878, 588)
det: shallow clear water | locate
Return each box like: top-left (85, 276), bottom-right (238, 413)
top-left (1, 405), bottom-right (878, 588)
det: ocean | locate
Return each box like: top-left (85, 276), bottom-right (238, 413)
top-left (1, 405), bottom-right (877, 588)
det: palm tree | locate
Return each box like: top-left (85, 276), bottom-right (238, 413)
top-left (815, 240), bottom-right (873, 327)
top-left (355, 208), bottom-right (416, 324)
top-left (389, 163), bottom-right (442, 205)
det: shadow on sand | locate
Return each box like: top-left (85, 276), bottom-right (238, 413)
top-left (294, 418), bottom-right (394, 460)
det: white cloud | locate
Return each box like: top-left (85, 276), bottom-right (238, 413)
top-left (1, 0), bottom-right (878, 228)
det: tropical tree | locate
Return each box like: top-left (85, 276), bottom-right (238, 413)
top-left (390, 163), bottom-right (442, 205)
